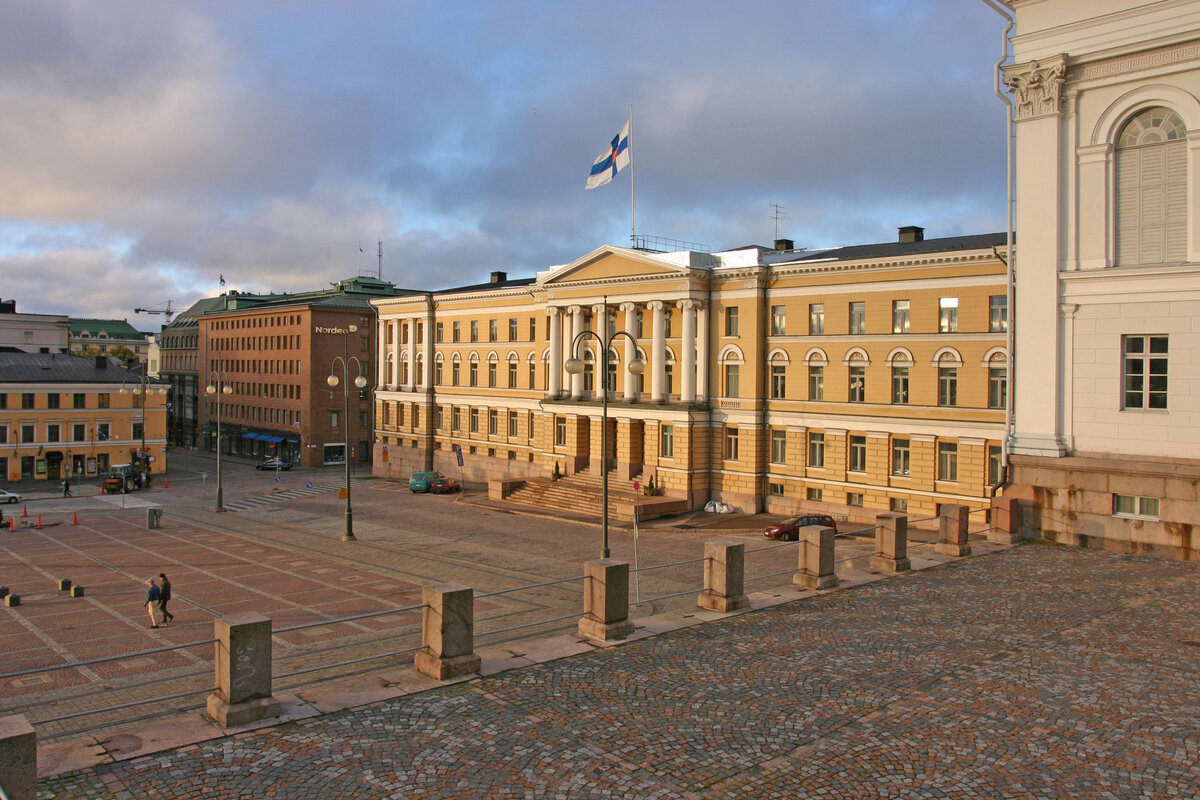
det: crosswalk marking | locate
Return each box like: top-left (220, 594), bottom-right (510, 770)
top-left (220, 480), bottom-right (360, 512)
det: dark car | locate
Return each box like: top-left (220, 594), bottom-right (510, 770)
top-left (429, 477), bottom-right (460, 494)
top-left (256, 458), bottom-right (291, 471)
top-left (764, 513), bottom-right (838, 541)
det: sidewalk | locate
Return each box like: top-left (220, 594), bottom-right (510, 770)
top-left (29, 544), bottom-right (1200, 798)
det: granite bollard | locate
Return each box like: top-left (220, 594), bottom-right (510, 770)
top-left (414, 583), bottom-right (481, 680)
top-left (872, 513), bottom-right (911, 572)
top-left (697, 540), bottom-right (748, 613)
top-left (206, 612), bottom-right (279, 727)
top-left (0, 714), bottom-right (37, 800)
top-left (794, 525), bottom-right (838, 590)
top-left (936, 504), bottom-right (972, 556)
top-left (578, 559), bottom-right (635, 641)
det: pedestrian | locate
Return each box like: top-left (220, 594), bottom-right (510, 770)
top-left (145, 578), bottom-right (162, 628)
top-left (158, 572), bottom-right (174, 623)
top-left (62, 477), bottom-right (71, 497)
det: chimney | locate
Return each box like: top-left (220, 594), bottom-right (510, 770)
top-left (898, 226), bottom-right (925, 243)
top-left (774, 238), bottom-right (794, 252)
top-left (490, 271), bottom-right (507, 284)
top-left (94, 355), bottom-right (107, 369)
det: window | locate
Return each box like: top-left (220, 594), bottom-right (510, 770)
top-left (470, 408), bottom-right (479, 433)
top-left (73, 423), bottom-right (85, 441)
top-left (771, 305), bottom-right (786, 335)
top-left (771, 364), bottom-right (786, 399)
top-left (488, 361), bottom-right (497, 388)
top-left (555, 416), bottom-right (566, 446)
top-left (892, 438), bottom-right (911, 476)
top-left (47, 424), bottom-right (61, 443)
top-left (661, 423), bottom-right (674, 458)
top-left (1116, 107), bottom-right (1187, 266)
top-left (452, 407), bottom-right (461, 431)
top-left (529, 360), bottom-right (536, 389)
top-left (849, 302), bottom-right (865, 335)
top-left (989, 445), bottom-right (1002, 485)
top-left (809, 365), bottom-right (825, 401)
top-left (508, 411), bottom-right (518, 437)
top-left (452, 361), bottom-right (460, 386)
top-left (847, 492), bottom-right (864, 508)
top-left (330, 410), bottom-right (340, 428)
top-left (990, 295), bottom-right (1008, 332)
top-left (938, 442), bottom-right (958, 482)
top-left (529, 318), bottom-right (536, 341)
top-left (436, 322), bottom-right (443, 343)
top-left (470, 321), bottom-right (478, 342)
top-left (848, 365), bottom-right (865, 403)
top-left (849, 435), bottom-right (866, 472)
top-left (724, 364), bottom-right (740, 397)
top-left (809, 304), bottom-right (824, 335)
top-left (989, 366), bottom-right (1007, 409)
top-left (769, 483), bottom-right (785, 497)
top-left (488, 409), bottom-right (498, 435)
top-left (453, 321), bottom-right (461, 342)
top-left (936, 297), bottom-right (955, 331)
top-left (807, 488), bottom-right (823, 501)
top-left (73, 393), bottom-right (86, 409)
top-left (724, 427), bottom-right (739, 461)
top-left (488, 319), bottom-right (498, 342)
top-left (892, 300), bottom-right (910, 334)
top-left (47, 393), bottom-right (60, 409)
top-left (892, 366), bottom-right (909, 404)
top-left (1122, 335), bottom-right (1168, 410)
top-left (22, 393), bottom-right (35, 409)
top-left (434, 359), bottom-right (443, 385)
top-left (770, 429), bottom-right (787, 464)
top-left (22, 424), bottom-right (35, 443)
top-left (508, 362), bottom-right (517, 389)
top-left (809, 432), bottom-right (825, 468)
top-left (1113, 493), bottom-right (1160, 519)
top-left (725, 306), bottom-right (739, 336)
top-left (469, 361), bottom-right (478, 387)
top-left (508, 318), bottom-right (518, 341)
top-left (415, 323), bottom-right (423, 345)
top-left (890, 498), bottom-right (908, 512)
top-left (938, 367), bottom-right (958, 407)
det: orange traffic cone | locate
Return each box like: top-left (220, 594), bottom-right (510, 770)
top-left (37, 514), bottom-right (42, 529)
top-left (8, 518), bottom-right (12, 530)
top-left (72, 512), bottom-right (79, 525)
top-left (22, 505), bottom-right (28, 517)
top-left (164, 479), bottom-right (169, 489)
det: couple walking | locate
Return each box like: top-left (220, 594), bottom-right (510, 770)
top-left (144, 573), bottom-right (176, 628)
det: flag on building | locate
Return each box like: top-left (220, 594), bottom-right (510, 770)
top-left (219, 274), bottom-right (226, 287)
top-left (586, 118), bottom-right (631, 189)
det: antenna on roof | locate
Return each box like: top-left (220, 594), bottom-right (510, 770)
top-left (378, 240), bottom-right (383, 280)
top-left (768, 203), bottom-right (788, 240)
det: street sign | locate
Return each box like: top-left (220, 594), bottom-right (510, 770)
top-left (306, 481), bottom-right (313, 488)
top-left (454, 444), bottom-right (464, 467)
top-left (338, 488), bottom-right (349, 499)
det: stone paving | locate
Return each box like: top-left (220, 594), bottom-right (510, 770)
top-left (31, 545), bottom-right (1200, 798)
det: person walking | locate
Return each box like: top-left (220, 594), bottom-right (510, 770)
top-left (158, 572), bottom-right (174, 623)
top-left (62, 477), bottom-right (71, 497)
top-left (145, 578), bottom-right (162, 628)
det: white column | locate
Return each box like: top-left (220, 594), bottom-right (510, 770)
top-left (390, 319), bottom-right (402, 389)
top-left (649, 300), bottom-right (666, 402)
top-left (376, 319), bottom-right (388, 390)
top-left (569, 305), bottom-right (584, 399)
top-left (621, 302), bottom-right (637, 401)
top-left (406, 319), bottom-right (416, 391)
top-left (592, 303), bottom-right (607, 399)
top-left (679, 299), bottom-right (697, 403)
top-left (548, 308), bottom-right (562, 396)
top-left (696, 302), bottom-right (709, 402)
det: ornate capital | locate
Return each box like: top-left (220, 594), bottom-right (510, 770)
top-left (567, 305), bottom-right (582, 315)
top-left (618, 302), bottom-right (636, 312)
top-left (1004, 55), bottom-right (1067, 120)
top-left (677, 299), bottom-right (701, 311)
top-left (546, 307), bottom-right (560, 318)
top-left (647, 300), bottom-right (665, 311)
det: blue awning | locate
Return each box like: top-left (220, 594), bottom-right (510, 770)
top-left (241, 433), bottom-right (258, 439)
top-left (265, 436), bottom-right (285, 443)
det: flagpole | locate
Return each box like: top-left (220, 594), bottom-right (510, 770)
top-left (629, 104), bottom-right (636, 248)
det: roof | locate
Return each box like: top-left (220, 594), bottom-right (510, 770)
top-left (69, 318), bottom-right (149, 338)
top-left (0, 352), bottom-right (166, 385)
top-left (762, 232), bottom-right (1010, 266)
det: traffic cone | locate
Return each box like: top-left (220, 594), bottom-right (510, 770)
top-left (22, 505), bottom-right (28, 517)
top-left (8, 518), bottom-right (12, 530)
top-left (37, 514), bottom-right (42, 529)
top-left (164, 479), bottom-right (169, 489)
top-left (72, 512), bottom-right (78, 525)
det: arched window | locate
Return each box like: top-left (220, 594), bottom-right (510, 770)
top-left (1116, 107), bottom-right (1187, 265)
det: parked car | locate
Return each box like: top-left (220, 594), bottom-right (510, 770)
top-left (409, 470), bottom-right (444, 493)
top-left (764, 514), bottom-right (838, 541)
top-left (0, 489), bottom-right (21, 504)
top-left (256, 458), bottom-right (291, 471)
top-left (429, 477), bottom-right (460, 494)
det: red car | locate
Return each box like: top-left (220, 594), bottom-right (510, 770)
top-left (764, 514), bottom-right (837, 541)
top-left (429, 477), bottom-right (461, 494)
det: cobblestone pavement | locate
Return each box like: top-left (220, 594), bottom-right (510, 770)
top-left (34, 545), bottom-right (1200, 798)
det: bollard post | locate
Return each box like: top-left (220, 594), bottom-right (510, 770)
top-left (206, 613), bottom-right (279, 727)
top-left (697, 540), bottom-right (748, 613)
top-left (578, 559), bottom-right (634, 641)
top-left (4, 595), bottom-right (19, 607)
top-left (988, 496), bottom-right (1023, 544)
top-left (794, 525), bottom-right (838, 590)
top-left (936, 504), bottom-right (972, 556)
top-left (414, 583), bottom-right (481, 680)
top-left (0, 586), bottom-right (7, 599)
top-left (57, 579), bottom-right (72, 591)
top-left (0, 714), bottom-right (37, 800)
top-left (872, 513), bottom-right (911, 572)
top-left (71, 585), bottom-right (85, 597)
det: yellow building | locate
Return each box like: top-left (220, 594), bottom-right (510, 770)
top-left (372, 228), bottom-right (1008, 521)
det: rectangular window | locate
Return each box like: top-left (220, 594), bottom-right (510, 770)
top-left (989, 367), bottom-right (1007, 409)
top-left (529, 360), bottom-right (536, 389)
top-left (809, 303), bottom-right (824, 335)
top-left (331, 410), bottom-right (340, 428)
top-left (847, 492), bottom-right (864, 507)
top-left (809, 365), bottom-right (825, 401)
top-left (47, 423), bottom-right (61, 443)
top-left (452, 407), bottom-right (461, 431)
top-left (1122, 335), bottom-right (1168, 410)
top-left (470, 408), bottom-right (479, 433)
top-left (488, 362), bottom-right (497, 388)
top-left (769, 483), bottom-right (785, 497)
top-left (556, 416), bottom-right (567, 447)
top-left (22, 424), bottom-right (35, 443)
top-left (415, 322), bottom-right (423, 345)
top-left (806, 488), bottom-right (823, 501)
top-left (809, 432), bottom-right (825, 468)
top-left (434, 360), bottom-right (443, 385)
top-left (770, 429), bottom-right (787, 464)
top-left (488, 409), bottom-right (498, 435)
top-left (892, 300), bottom-right (910, 334)
top-left (724, 427), bottom-right (739, 461)
top-left (529, 318), bottom-right (537, 341)
top-left (938, 441), bottom-right (958, 482)
top-left (47, 393), bottom-right (61, 409)
top-left (890, 497), bottom-right (908, 512)
top-left (452, 361), bottom-right (460, 386)
top-left (988, 445), bottom-right (1002, 486)
top-left (661, 423), bottom-right (674, 458)
top-left (469, 361), bottom-right (478, 387)
top-left (849, 301), bottom-right (866, 335)
top-left (892, 438), bottom-right (911, 476)
top-left (73, 393), bottom-right (86, 409)
top-left (849, 435), bottom-right (866, 472)
top-left (725, 307), bottom-right (739, 336)
top-left (508, 362), bottom-right (517, 389)
top-left (508, 318), bottom-right (518, 341)
top-left (22, 393), bottom-right (35, 409)
top-left (724, 364), bottom-right (740, 397)
top-left (990, 295), bottom-right (1008, 332)
top-left (436, 322), bottom-right (443, 343)
top-left (470, 321), bottom-right (478, 342)
top-left (891, 366), bottom-right (909, 404)
top-left (1113, 493), bottom-right (1160, 519)
top-left (453, 321), bottom-right (461, 343)
top-left (938, 367), bottom-right (958, 407)
top-left (848, 365), bottom-right (865, 403)
top-left (771, 305), bottom-right (786, 335)
top-left (508, 411), bottom-right (518, 437)
top-left (939, 297), bottom-right (959, 333)
top-left (488, 319), bottom-right (497, 342)
top-left (73, 423), bottom-right (85, 442)
top-left (771, 364), bottom-right (786, 399)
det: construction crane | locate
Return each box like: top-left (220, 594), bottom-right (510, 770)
top-left (134, 300), bottom-right (175, 321)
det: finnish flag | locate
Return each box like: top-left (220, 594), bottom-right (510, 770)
top-left (586, 118), bottom-right (631, 189)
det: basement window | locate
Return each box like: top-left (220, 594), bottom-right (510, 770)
top-left (1113, 494), bottom-right (1159, 520)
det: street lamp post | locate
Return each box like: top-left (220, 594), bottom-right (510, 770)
top-left (328, 325), bottom-right (368, 542)
top-left (564, 301), bottom-right (645, 559)
top-left (120, 371), bottom-right (168, 482)
top-left (205, 367), bottom-right (232, 512)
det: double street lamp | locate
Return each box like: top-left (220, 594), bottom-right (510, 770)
top-left (327, 325), bottom-right (368, 542)
top-left (564, 304), bottom-right (644, 559)
top-left (205, 367), bottom-right (232, 512)
top-left (120, 372), bottom-right (168, 477)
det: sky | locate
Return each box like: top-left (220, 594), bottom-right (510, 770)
top-left (1, 0), bottom-right (1013, 331)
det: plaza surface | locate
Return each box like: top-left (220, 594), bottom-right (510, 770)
top-left (29, 543), bottom-right (1200, 799)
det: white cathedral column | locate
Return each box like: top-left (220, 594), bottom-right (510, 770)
top-left (390, 319), bottom-right (402, 389)
top-left (569, 305), bottom-right (584, 399)
top-left (548, 307), bottom-right (563, 396)
top-left (406, 319), bottom-right (417, 391)
top-left (649, 300), bottom-right (666, 402)
top-left (376, 319), bottom-right (388, 390)
top-left (621, 302), bottom-right (638, 401)
top-left (592, 303), bottom-right (608, 399)
top-left (696, 302), bottom-right (709, 402)
top-left (679, 299), bottom-right (697, 403)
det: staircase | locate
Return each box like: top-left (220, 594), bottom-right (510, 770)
top-left (501, 469), bottom-right (688, 522)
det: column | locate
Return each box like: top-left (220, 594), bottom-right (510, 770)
top-left (621, 302), bottom-right (638, 401)
top-left (696, 302), bottom-right (709, 401)
top-left (376, 319), bottom-right (388, 390)
top-left (569, 306), bottom-right (584, 399)
top-left (592, 303), bottom-right (608, 399)
top-left (406, 319), bottom-right (416, 392)
top-left (679, 299), bottom-right (697, 403)
top-left (649, 300), bottom-right (666, 402)
top-left (548, 308), bottom-right (563, 396)
top-left (423, 314), bottom-right (435, 392)
top-left (390, 319), bottom-right (402, 389)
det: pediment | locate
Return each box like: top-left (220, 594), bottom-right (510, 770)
top-left (539, 246), bottom-right (691, 286)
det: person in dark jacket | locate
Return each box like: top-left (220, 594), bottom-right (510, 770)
top-left (158, 573), bottom-right (174, 623)
top-left (145, 578), bottom-right (161, 628)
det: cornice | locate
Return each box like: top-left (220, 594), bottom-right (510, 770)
top-left (1068, 37), bottom-right (1200, 84)
top-left (760, 249), bottom-right (1004, 280)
